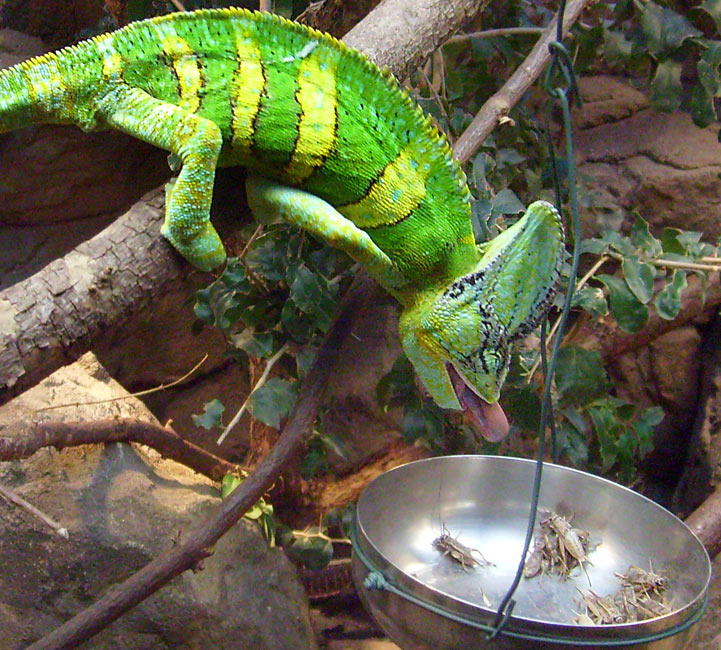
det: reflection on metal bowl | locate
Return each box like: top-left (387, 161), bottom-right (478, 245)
top-left (352, 456), bottom-right (710, 650)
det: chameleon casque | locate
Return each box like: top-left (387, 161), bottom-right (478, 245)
top-left (0, 8), bottom-right (565, 442)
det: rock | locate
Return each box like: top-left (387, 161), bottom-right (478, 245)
top-left (0, 353), bottom-right (317, 649)
top-left (574, 76), bottom-right (721, 239)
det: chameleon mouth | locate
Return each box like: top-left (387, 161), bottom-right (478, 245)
top-left (446, 363), bottom-right (509, 443)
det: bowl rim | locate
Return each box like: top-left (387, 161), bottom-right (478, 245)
top-left (354, 455), bottom-right (712, 642)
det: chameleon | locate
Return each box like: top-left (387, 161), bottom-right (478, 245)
top-left (0, 8), bottom-right (565, 442)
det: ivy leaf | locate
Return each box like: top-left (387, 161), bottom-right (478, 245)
top-left (247, 377), bottom-right (298, 428)
top-left (641, 1), bottom-right (702, 58)
top-left (287, 533), bottom-right (333, 570)
top-left (598, 230), bottom-right (635, 256)
top-left (698, 42), bottom-right (721, 95)
top-left (661, 227), bottom-right (687, 255)
top-left (500, 384), bottom-right (542, 434)
top-left (597, 274), bottom-right (649, 333)
top-left (651, 59), bottom-right (683, 113)
top-left (232, 328), bottom-right (275, 358)
top-left (288, 264), bottom-right (337, 332)
top-left (691, 84), bottom-right (716, 129)
top-left (192, 398), bottom-right (225, 431)
top-left (555, 422), bottom-right (589, 467)
top-left (220, 473), bottom-right (243, 499)
top-left (654, 270), bottom-right (688, 320)
top-left (630, 215), bottom-right (662, 256)
top-left (554, 346), bottom-right (610, 407)
top-left (622, 255), bottom-right (655, 304)
top-left (572, 285), bottom-right (609, 318)
top-left (701, 0), bottom-right (721, 35)
top-left (586, 400), bottom-right (623, 472)
top-left (603, 29), bottom-right (634, 67)
top-left (634, 406), bottom-right (664, 456)
top-left (491, 188), bottom-right (525, 216)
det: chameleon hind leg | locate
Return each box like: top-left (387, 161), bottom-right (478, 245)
top-left (246, 175), bottom-right (401, 288)
top-left (96, 85), bottom-right (225, 271)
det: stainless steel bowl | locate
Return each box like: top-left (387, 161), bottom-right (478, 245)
top-left (352, 456), bottom-right (711, 650)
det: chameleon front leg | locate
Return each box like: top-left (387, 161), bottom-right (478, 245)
top-left (245, 175), bottom-right (402, 289)
top-left (96, 85), bottom-right (225, 271)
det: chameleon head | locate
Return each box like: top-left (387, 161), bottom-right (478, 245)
top-left (399, 200), bottom-right (564, 442)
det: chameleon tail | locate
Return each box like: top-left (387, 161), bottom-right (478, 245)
top-left (0, 46), bottom-right (99, 134)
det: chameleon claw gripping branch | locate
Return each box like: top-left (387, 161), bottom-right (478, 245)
top-left (0, 8), bottom-right (565, 441)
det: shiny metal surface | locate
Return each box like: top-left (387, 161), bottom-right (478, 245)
top-left (353, 456), bottom-right (711, 650)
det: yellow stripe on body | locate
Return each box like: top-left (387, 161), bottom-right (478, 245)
top-left (284, 49), bottom-right (337, 183)
top-left (159, 30), bottom-right (203, 114)
top-left (230, 32), bottom-right (264, 156)
top-left (339, 145), bottom-right (430, 228)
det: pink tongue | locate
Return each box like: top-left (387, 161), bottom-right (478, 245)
top-left (447, 364), bottom-right (510, 442)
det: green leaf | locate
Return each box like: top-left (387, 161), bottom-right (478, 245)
top-left (555, 422), bottom-right (589, 467)
top-left (247, 377), bottom-right (298, 428)
top-left (634, 406), bottom-right (664, 456)
top-left (603, 29), bottom-right (634, 67)
top-left (572, 285), bottom-right (609, 318)
top-left (597, 275), bottom-right (649, 333)
top-left (288, 534), bottom-right (333, 570)
top-left (693, 83), bottom-right (718, 128)
top-left (701, 0), bottom-right (721, 35)
top-left (491, 188), bottom-right (525, 216)
top-left (554, 346), bottom-right (610, 407)
top-left (698, 42), bottom-right (721, 95)
top-left (641, 1), bottom-right (702, 58)
top-left (651, 59), bottom-right (683, 113)
top-left (654, 270), bottom-right (688, 320)
top-left (622, 255), bottom-right (655, 304)
top-left (630, 215), bottom-right (662, 256)
top-left (192, 398), bottom-right (225, 431)
top-left (220, 473), bottom-right (243, 499)
top-left (586, 400), bottom-right (623, 472)
top-left (661, 227), bottom-right (686, 255)
top-left (288, 264), bottom-right (337, 332)
top-left (598, 230), bottom-right (635, 256)
top-left (232, 329), bottom-right (275, 358)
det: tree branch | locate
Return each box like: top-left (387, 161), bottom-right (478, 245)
top-left (453, 0), bottom-right (593, 164)
top-left (0, 418), bottom-right (240, 481)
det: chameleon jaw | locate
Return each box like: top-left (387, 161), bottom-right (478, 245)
top-left (446, 363), bottom-right (509, 443)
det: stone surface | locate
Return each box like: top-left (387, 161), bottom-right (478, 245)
top-left (574, 76), bottom-right (721, 239)
top-left (0, 353), bottom-right (316, 649)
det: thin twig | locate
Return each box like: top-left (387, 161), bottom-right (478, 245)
top-left (453, 0), bottom-right (593, 164)
top-left (446, 26), bottom-right (544, 45)
top-left (0, 419), bottom-right (242, 481)
top-left (0, 483), bottom-right (69, 539)
top-left (37, 355), bottom-right (208, 412)
top-left (651, 259), bottom-right (721, 272)
top-left (216, 342), bottom-right (290, 446)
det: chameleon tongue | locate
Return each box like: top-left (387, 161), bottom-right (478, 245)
top-left (447, 364), bottom-right (510, 442)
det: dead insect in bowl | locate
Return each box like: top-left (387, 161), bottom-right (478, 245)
top-left (432, 525), bottom-right (491, 571)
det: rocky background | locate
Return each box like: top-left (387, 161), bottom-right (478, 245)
top-left (2, 6), bottom-right (721, 650)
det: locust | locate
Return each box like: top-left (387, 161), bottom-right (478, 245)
top-left (433, 525), bottom-right (491, 571)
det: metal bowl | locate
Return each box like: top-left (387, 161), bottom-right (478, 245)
top-left (352, 455), bottom-right (710, 650)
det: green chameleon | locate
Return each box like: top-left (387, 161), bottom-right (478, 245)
top-left (0, 8), bottom-right (564, 442)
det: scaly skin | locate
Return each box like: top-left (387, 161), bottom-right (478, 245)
top-left (0, 9), bottom-right (565, 440)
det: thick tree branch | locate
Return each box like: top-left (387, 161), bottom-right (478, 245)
top-left (0, 418), bottom-right (240, 481)
top-left (453, 0), bottom-right (593, 164)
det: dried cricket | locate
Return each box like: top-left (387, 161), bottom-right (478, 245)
top-left (433, 525), bottom-right (491, 571)
top-left (524, 511), bottom-right (594, 580)
top-left (576, 562), bottom-right (670, 625)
